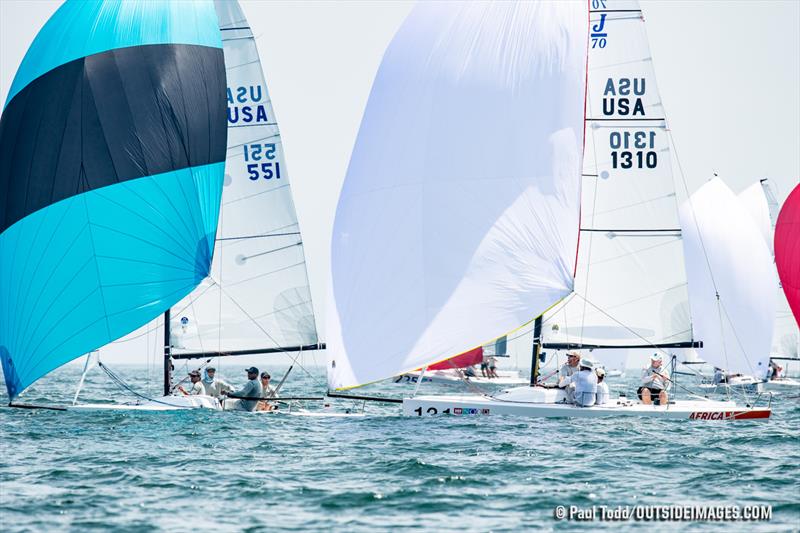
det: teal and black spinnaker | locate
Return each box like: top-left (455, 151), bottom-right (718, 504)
top-left (0, 0), bottom-right (228, 399)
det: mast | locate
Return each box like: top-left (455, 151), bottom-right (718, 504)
top-left (530, 316), bottom-right (543, 386)
top-left (163, 310), bottom-right (172, 396)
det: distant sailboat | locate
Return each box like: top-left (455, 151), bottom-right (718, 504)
top-left (0, 0), bottom-right (228, 406)
top-left (327, 0), bottom-right (770, 420)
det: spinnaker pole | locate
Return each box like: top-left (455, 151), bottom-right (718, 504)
top-left (163, 309), bottom-right (172, 396)
top-left (530, 316), bottom-right (543, 386)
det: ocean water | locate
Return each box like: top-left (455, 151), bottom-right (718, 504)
top-left (1, 363), bottom-right (798, 532)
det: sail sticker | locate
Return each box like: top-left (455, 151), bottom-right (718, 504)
top-left (591, 13), bottom-right (608, 48)
top-left (227, 85), bottom-right (270, 125)
top-left (602, 78), bottom-right (646, 116)
top-left (243, 142), bottom-right (281, 181)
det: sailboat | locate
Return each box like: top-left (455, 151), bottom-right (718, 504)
top-left (1, 0), bottom-right (323, 412)
top-left (326, 1), bottom-right (771, 420)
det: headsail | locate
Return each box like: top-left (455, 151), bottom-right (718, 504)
top-left (327, 1), bottom-right (588, 389)
top-left (679, 178), bottom-right (776, 376)
top-left (775, 183), bottom-right (800, 327)
top-left (0, 0), bottom-right (227, 399)
top-left (543, 0), bottom-right (694, 350)
top-left (168, 0), bottom-right (319, 357)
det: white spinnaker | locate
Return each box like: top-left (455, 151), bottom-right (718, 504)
top-left (543, 0), bottom-right (693, 348)
top-left (327, 1), bottom-right (587, 389)
top-left (170, 0), bottom-right (318, 354)
top-left (738, 180), bottom-right (799, 360)
top-left (680, 178), bottom-right (776, 377)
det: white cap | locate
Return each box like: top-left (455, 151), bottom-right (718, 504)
top-left (651, 353), bottom-right (663, 362)
top-left (595, 367), bottom-right (606, 377)
top-left (580, 359), bottom-right (595, 370)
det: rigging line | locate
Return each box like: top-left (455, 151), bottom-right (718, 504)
top-left (209, 280), bottom-right (326, 389)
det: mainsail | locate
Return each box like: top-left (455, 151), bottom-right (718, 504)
top-left (542, 0), bottom-right (695, 350)
top-left (679, 178), bottom-right (776, 376)
top-left (168, 0), bottom-right (319, 358)
top-left (0, 0), bottom-right (227, 399)
top-left (327, 2), bottom-right (588, 389)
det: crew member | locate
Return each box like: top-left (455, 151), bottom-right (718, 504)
top-left (179, 370), bottom-right (205, 395)
top-left (562, 359), bottom-right (598, 407)
top-left (202, 367), bottom-right (233, 398)
top-left (557, 352), bottom-right (581, 403)
top-left (257, 371), bottom-right (277, 412)
top-left (638, 353), bottom-right (669, 405)
top-left (596, 367), bottom-right (609, 405)
top-left (221, 367), bottom-right (262, 411)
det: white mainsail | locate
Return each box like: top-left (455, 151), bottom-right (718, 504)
top-left (327, 2), bottom-right (588, 389)
top-left (170, 0), bottom-right (318, 355)
top-left (542, 0), bottom-right (694, 350)
top-left (680, 178), bottom-right (776, 376)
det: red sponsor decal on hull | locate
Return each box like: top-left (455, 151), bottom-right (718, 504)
top-left (689, 410), bottom-right (771, 420)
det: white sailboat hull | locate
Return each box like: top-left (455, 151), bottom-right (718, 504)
top-left (69, 395), bottom-right (222, 412)
top-left (761, 378), bottom-right (800, 392)
top-left (402, 387), bottom-right (770, 421)
top-left (697, 375), bottom-right (763, 394)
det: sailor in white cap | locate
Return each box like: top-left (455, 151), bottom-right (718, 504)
top-left (638, 353), bottom-right (669, 405)
top-left (561, 359), bottom-right (598, 407)
top-left (557, 352), bottom-right (582, 403)
top-left (595, 367), bottom-right (609, 405)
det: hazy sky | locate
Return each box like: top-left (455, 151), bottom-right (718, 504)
top-left (1, 1), bottom-right (798, 367)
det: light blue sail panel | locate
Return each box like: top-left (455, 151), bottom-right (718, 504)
top-left (0, 163), bottom-right (223, 399)
top-left (5, 0), bottom-right (222, 107)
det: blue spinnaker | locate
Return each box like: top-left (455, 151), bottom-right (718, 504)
top-left (0, 0), bottom-right (227, 399)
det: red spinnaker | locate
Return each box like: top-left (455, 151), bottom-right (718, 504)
top-left (775, 183), bottom-right (800, 326)
top-left (427, 347), bottom-right (484, 371)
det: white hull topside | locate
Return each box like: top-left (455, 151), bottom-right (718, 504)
top-left (402, 387), bottom-right (771, 421)
top-left (68, 395), bottom-right (365, 417)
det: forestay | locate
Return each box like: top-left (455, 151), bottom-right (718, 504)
top-left (169, 0), bottom-right (319, 356)
top-left (327, 1), bottom-right (587, 389)
top-left (543, 0), bottom-right (693, 349)
top-left (680, 178), bottom-right (776, 376)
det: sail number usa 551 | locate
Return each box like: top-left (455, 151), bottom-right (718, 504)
top-left (243, 142), bottom-right (281, 180)
top-left (609, 130), bottom-right (658, 169)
